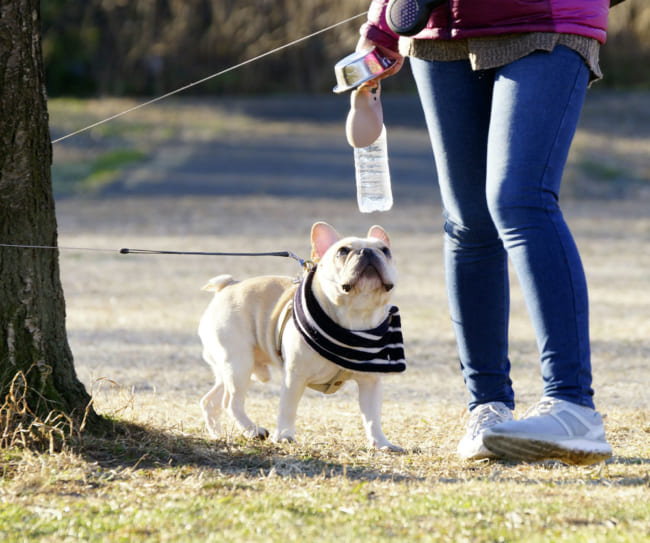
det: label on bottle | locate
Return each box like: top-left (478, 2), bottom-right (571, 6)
top-left (354, 125), bottom-right (393, 213)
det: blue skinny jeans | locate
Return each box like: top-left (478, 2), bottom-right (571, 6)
top-left (410, 46), bottom-right (595, 411)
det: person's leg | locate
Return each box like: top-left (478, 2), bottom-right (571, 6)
top-left (410, 58), bottom-right (515, 412)
top-left (486, 46), bottom-right (594, 408)
top-left (482, 46), bottom-right (610, 463)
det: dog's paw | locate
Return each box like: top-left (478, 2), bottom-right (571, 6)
top-left (374, 441), bottom-right (405, 453)
top-left (272, 430), bottom-right (296, 444)
top-left (244, 426), bottom-right (269, 440)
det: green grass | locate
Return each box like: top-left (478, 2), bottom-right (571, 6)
top-left (47, 97), bottom-right (255, 196)
top-left (3, 481), bottom-right (642, 542)
top-left (579, 159), bottom-right (629, 182)
top-left (52, 148), bottom-right (147, 195)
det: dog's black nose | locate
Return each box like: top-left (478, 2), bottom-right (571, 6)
top-left (359, 247), bottom-right (377, 263)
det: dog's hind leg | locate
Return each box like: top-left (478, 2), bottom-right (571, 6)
top-left (201, 379), bottom-right (225, 438)
top-left (221, 351), bottom-right (270, 440)
top-left (200, 348), bottom-right (226, 437)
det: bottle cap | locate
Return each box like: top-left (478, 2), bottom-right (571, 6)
top-left (345, 84), bottom-right (384, 148)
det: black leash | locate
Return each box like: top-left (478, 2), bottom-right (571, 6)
top-left (121, 248), bottom-right (289, 257)
top-left (0, 243), bottom-right (312, 270)
top-left (119, 247), bottom-right (313, 269)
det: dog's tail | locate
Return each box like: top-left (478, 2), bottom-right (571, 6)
top-left (201, 275), bottom-right (237, 293)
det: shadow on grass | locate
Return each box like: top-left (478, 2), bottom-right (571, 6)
top-left (75, 417), bottom-right (650, 489)
top-left (78, 418), bottom-right (417, 483)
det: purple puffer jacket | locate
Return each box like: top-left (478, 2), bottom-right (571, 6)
top-left (361, 0), bottom-right (609, 51)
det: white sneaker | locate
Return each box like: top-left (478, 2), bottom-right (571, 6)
top-left (457, 402), bottom-right (514, 460)
top-left (482, 397), bottom-right (613, 465)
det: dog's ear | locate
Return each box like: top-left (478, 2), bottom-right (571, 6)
top-left (368, 225), bottom-right (390, 247)
top-left (311, 222), bottom-right (341, 262)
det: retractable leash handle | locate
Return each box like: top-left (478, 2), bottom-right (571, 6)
top-left (386, 0), bottom-right (447, 37)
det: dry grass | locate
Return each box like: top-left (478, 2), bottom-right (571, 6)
top-left (2, 94), bottom-right (649, 541)
top-left (0, 371), bottom-right (70, 453)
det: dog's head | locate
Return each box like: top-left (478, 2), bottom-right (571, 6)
top-left (309, 222), bottom-right (397, 327)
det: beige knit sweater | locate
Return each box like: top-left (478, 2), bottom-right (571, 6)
top-left (399, 33), bottom-right (602, 83)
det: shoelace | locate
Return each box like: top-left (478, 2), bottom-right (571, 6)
top-left (523, 397), bottom-right (559, 418)
top-left (468, 404), bottom-right (511, 437)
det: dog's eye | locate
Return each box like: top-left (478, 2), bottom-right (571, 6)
top-left (337, 247), bottom-right (350, 258)
top-left (381, 246), bottom-right (392, 258)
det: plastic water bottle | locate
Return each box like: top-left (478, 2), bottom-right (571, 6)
top-left (354, 124), bottom-right (393, 213)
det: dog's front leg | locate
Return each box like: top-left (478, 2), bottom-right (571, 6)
top-left (357, 375), bottom-right (404, 452)
top-left (274, 370), bottom-right (307, 443)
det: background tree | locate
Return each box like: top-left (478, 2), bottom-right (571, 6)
top-left (39, 0), bottom-right (650, 97)
top-left (0, 0), bottom-right (101, 437)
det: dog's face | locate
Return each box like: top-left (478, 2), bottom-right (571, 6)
top-left (310, 222), bottom-right (397, 325)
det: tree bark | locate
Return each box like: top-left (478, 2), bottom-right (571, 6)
top-left (0, 0), bottom-right (101, 431)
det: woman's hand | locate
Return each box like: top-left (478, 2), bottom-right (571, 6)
top-left (355, 37), bottom-right (405, 82)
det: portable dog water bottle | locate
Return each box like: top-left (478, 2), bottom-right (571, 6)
top-left (333, 48), bottom-right (395, 213)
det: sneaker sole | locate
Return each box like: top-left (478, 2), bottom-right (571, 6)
top-left (482, 434), bottom-right (612, 465)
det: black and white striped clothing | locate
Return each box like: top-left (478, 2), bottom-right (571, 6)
top-left (292, 267), bottom-right (406, 373)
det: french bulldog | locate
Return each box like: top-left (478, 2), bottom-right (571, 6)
top-left (198, 221), bottom-right (405, 451)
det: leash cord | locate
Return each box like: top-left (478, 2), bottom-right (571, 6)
top-left (119, 248), bottom-right (310, 268)
top-left (0, 243), bottom-right (115, 253)
top-left (0, 243), bottom-right (311, 268)
top-left (51, 12), bottom-right (368, 144)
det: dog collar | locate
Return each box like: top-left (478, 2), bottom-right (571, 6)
top-left (292, 267), bottom-right (406, 374)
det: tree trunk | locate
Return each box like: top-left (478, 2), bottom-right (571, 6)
top-left (0, 0), bottom-right (101, 434)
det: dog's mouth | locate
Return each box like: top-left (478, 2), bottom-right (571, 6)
top-left (341, 264), bottom-right (393, 293)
